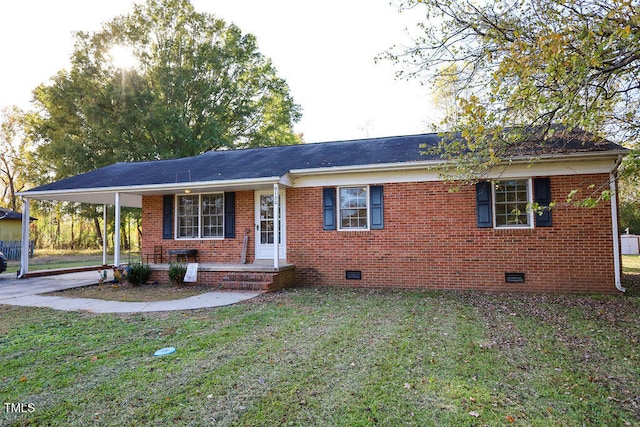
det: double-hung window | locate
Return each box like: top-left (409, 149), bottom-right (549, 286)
top-left (493, 179), bottom-right (533, 228)
top-left (176, 193), bottom-right (224, 239)
top-left (339, 186), bottom-right (369, 230)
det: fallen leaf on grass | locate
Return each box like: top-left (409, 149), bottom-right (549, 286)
top-left (506, 415), bottom-right (515, 423)
top-left (19, 376), bottom-right (27, 382)
top-left (91, 356), bottom-right (98, 362)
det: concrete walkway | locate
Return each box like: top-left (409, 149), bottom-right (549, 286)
top-left (0, 270), bottom-right (261, 313)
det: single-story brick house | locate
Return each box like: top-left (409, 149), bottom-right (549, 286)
top-left (18, 131), bottom-right (628, 293)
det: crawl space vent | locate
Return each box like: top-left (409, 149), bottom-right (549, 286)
top-left (345, 270), bottom-right (362, 280)
top-left (505, 272), bottom-right (525, 283)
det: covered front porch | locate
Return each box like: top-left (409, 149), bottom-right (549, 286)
top-left (17, 174), bottom-right (296, 291)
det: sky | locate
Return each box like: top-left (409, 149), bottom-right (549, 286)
top-left (0, 0), bottom-right (438, 143)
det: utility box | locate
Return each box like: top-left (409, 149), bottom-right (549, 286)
top-left (621, 234), bottom-right (640, 255)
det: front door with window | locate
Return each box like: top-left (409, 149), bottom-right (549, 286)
top-left (255, 190), bottom-right (286, 260)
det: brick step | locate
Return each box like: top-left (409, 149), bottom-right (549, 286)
top-left (218, 281), bottom-right (273, 291)
top-left (221, 272), bottom-right (277, 282)
top-left (219, 272), bottom-right (277, 291)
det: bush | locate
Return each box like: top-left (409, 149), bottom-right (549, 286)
top-left (127, 263), bottom-right (152, 286)
top-left (168, 263), bottom-right (187, 286)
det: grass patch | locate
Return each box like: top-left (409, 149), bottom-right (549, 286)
top-left (1, 288), bottom-right (638, 426)
top-left (5, 249), bottom-right (141, 273)
top-left (44, 282), bottom-right (214, 302)
top-left (623, 255), bottom-right (640, 274)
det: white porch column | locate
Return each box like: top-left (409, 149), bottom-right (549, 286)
top-left (18, 197), bottom-right (30, 278)
top-left (273, 183), bottom-right (280, 269)
top-left (114, 193), bottom-right (121, 267)
top-left (102, 204), bottom-right (108, 266)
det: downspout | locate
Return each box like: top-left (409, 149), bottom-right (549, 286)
top-left (610, 155), bottom-right (624, 292)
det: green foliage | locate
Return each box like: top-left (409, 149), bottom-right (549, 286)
top-left (167, 262), bottom-right (187, 286)
top-left (619, 154), bottom-right (640, 233)
top-left (620, 201), bottom-right (640, 234)
top-left (30, 0), bottom-right (301, 182)
top-left (0, 106), bottom-right (33, 210)
top-left (126, 262), bottom-right (151, 286)
top-left (387, 0), bottom-right (639, 180)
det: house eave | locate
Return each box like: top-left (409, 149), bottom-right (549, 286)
top-left (289, 160), bottom-right (445, 177)
top-left (288, 149), bottom-right (627, 178)
top-left (18, 176), bottom-right (288, 207)
top-left (503, 149), bottom-right (629, 164)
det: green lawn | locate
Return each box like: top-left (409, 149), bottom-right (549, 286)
top-left (623, 254), bottom-right (640, 274)
top-left (5, 249), bottom-right (142, 273)
top-left (1, 288), bottom-right (638, 426)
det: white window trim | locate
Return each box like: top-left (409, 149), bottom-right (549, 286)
top-left (337, 185), bottom-right (371, 231)
top-left (175, 192), bottom-right (225, 240)
top-left (492, 178), bottom-right (534, 229)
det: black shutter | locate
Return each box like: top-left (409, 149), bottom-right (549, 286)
top-left (162, 195), bottom-right (173, 239)
top-left (476, 182), bottom-right (493, 228)
top-left (323, 188), bottom-right (336, 230)
top-left (224, 192), bottom-right (236, 238)
top-left (370, 186), bottom-right (384, 229)
top-left (534, 178), bottom-right (552, 227)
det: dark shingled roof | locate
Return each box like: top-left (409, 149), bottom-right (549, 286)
top-left (25, 131), bottom-right (626, 193)
top-left (0, 207), bottom-right (36, 221)
top-left (0, 207), bottom-right (23, 220)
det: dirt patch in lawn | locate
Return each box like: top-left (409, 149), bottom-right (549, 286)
top-left (45, 282), bottom-right (215, 302)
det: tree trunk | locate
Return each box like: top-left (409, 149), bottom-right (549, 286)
top-left (123, 221), bottom-right (130, 251)
top-left (70, 215), bottom-right (75, 250)
top-left (94, 216), bottom-right (103, 245)
top-left (137, 218), bottom-right (142, 252)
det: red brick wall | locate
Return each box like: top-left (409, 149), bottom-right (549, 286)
top-left (141, 191), bottom-right (255, 264)
top-left (141, 174), bottom-right (618, 293)
top-left (287, 174), bottom-right (617, 293)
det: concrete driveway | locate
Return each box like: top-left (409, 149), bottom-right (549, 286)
top-left (0, 270), bottom-right (261, 313)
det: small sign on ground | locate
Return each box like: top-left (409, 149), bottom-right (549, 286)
top-left (184, 263), bottom-right (198, 283)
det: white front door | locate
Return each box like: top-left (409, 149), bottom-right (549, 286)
top-left (255, 189), bottom-right (286, 260)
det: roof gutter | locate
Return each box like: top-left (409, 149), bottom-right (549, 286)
top-left (610, 154), bottom-right (625, 292)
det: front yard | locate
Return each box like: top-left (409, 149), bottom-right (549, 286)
top-left (1, 286), bottom-right (638, 426)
